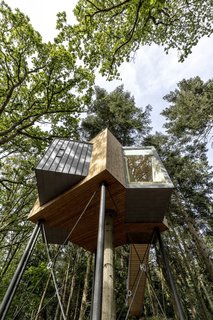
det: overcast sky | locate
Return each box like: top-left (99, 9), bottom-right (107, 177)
top-left (5, 0), bottom-right (213, 162)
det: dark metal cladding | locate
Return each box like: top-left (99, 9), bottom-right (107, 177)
top-left (43, 226), bottom-right (69, 245)
top-left (35, 139), bottom-right (93, 205)
top-left (125, 188), bottom-right (173, 223)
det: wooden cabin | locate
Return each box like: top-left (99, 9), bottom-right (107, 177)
top-left (29, 129), bottom-right (173, 250)
top-left (29, 129), bottom-right (173, 316)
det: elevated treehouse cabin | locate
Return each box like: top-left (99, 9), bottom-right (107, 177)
top-left (29, 129), bottom-right (173, 317)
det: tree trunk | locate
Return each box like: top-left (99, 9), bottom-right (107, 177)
top-left (59, 259), bottom-right (71, 320)
top-left (102, 214), bottom-right (116, 320)
top-left (172, 226), bottom-right (212, 319)
top-left (146, 279), bottom-right (159, 317)
top-left (175, 194), bottom-right (213, 282)
top-left (34, 273), bottom-right (51, 320)
top-left (74, 284), bottom-right (81, 320)
top-left (66, 272), bottom-right (76, 319)
top-left (65, 248), bottom-right (80, 319)
top-left (79, 252), bottom-right (92, 320)
top-left (198, 276), bottom-right (213, 312)
top-left (54, 303), bottom-right (60, 320)
top-left (186, 218), bottom-right (213, 282)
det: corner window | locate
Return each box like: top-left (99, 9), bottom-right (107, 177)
top-left (123, 147), bottom-right (168, 184)
top-left (125, 155), bottom-right (153, 183)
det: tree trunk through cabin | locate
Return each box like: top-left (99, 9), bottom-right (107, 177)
top-left (102, 212), bottom-right (116, 320)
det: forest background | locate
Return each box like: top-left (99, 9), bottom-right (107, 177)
top-left (0, 1), bottom-right (213, 319)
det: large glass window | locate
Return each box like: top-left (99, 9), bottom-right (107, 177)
top-left (125, 155), bottom-right (153, 183)
top-left (123, 147), bottom-right (173, 185)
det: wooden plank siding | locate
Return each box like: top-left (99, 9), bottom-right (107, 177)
top-left (29, 129), bottom-right (171, 250)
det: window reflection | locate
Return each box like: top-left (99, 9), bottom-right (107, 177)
top-left (125, 155), bottom-right (153, 183)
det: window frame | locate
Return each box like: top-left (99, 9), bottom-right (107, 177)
top-left (122, 147), bottom-right (174, 189)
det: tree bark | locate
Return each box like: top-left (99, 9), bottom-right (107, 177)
top-left (34, 274), bottom-right (51, 320)
top-left (172, 226), bottom-right (212, 319)
top-left (102, 214), bottom-right (116, 320)
top-left (74, 284), bottom-right (81, 320)
top-left (79, 252), bottom-right (92, 320)
top-left (186, 218), bottom-right (213, 282)
top-left (175, 194), bottom-right (213, 282)
top-left (59, 259), bottom-right (71, 320)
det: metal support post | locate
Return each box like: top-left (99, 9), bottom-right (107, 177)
top-left (90, 253), bottom-right (96, 319)
top-left (91, 182), bottom-right (106, 320)
top-left (0, 221), bottom-right (41, 320)
top-left (156, 228), bottom-right (185, 320)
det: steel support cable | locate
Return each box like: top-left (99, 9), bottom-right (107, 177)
top-left (33, 286), bottom-right (61, 316)
top-left (10, 266), bottom-right (53, 319)
top-left (131, 232), bottom-right (168, 319)
top-left (124, 232), bottom-right (155, 320)
top-left (115, 230), bottom-right (154, 320)
top-left (0, 189), bottom-right (97, 319)
top-left (126, 231), bottom-right (155, 299)
top-left (146, 267), bottom-right (168, 319)
top-left (124, 263), bottom-right (146, 320)
top-left (41, 223), bottom-right (67, 320)
top-left (52, 189), bottom-right (98, 264)
top-left (129, 241), bottom-right (151, 295)
top-left (15, 279), bottom-right (67, 319)
top-left (127, 269), bottom-right (168, 320)
top-left (35, 189), bottom-right (98, 319)
top-left (107, 186), bottom-right (119, 214)
top-left (117, 242), bottom-right (152, 320)
top-left (11, 277), bottom-right (41, 320)
top-left (35, 250), bottom-right (83, 318)
top-left (8, 190), bottom-right (98, 319)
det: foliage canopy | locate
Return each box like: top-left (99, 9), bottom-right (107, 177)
top-left (64, 0), bottom-right (213, 77)
top-left (81, 85), bottom-right (152, 145)
top-left (162, 76), bottom-right (213, 142)
top-left (0, 1), bottom-right (94, 152)
top-left (0, 1), bottom-right (213, 318)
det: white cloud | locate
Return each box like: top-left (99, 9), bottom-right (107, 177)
top-left (5, 0), bottom-right (78, 41)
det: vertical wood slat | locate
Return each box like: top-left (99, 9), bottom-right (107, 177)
top-left (128, 244), bottom-right (150, 316)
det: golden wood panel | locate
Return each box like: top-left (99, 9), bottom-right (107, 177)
top-left (29, 129), bottom-right (171, 250)
top-left (128, 244), bottom-right (150, 316)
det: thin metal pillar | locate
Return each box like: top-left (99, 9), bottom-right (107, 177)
top-left (0, 221), bottom-right (41, 320)
top-left (90, 253), bottom-right (96, 319)
top-left (156, 228), bottom-right (185, 320)
top-left (91, 182), bottom-right (106, 320)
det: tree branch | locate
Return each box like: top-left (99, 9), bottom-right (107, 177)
top-left (86, 0), bottom-right (131, 18)
top-left (17, 130), bottom-right (52, 141)
top-left (0, 107), bottom-right (78, 145)
top-left (0, 64), bottom-right (46, 115)
top-left (111, 0), bottom-right (143, 67)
